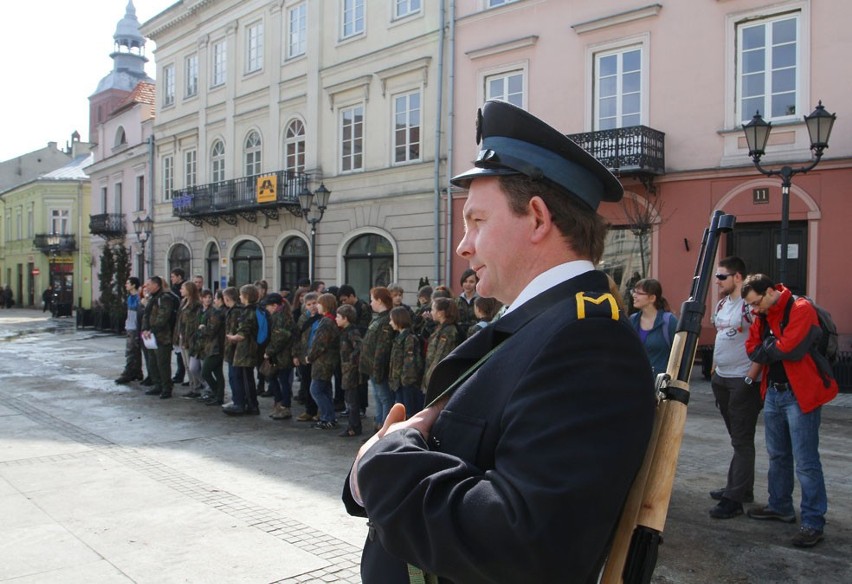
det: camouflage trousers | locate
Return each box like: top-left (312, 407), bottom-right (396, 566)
top-left (123, 330), bottom-right (144, 379)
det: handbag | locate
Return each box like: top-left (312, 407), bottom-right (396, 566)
top-left (259, 358), bottom-right (278, 380)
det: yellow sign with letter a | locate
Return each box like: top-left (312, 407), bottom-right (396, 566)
top-left (256, 174), bottom-right (277, 203)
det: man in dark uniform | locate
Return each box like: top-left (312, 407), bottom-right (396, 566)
top-left (141, 276), bottom-right (178, 399)
top-left (343, 100), bottom-right (656, 583)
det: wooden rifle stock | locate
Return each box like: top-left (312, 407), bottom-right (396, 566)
top-left (602, 210), bottom-right (736, 584)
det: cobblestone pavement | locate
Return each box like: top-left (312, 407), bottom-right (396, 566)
top-left (1, 309), bottom-right (850, 583)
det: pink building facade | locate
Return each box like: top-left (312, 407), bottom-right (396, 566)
top-left (450, 0), bottom-right (852, 346)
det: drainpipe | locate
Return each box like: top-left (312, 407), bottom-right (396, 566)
top-left (444, 0), bottom-right (457, 287)
top-left (433, 0), bottom-right (447, 286)
top-left (147, 135), bottom-right (155, 279)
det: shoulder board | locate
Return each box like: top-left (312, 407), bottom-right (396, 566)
top-left (574, 291), bottom-right (621, 321)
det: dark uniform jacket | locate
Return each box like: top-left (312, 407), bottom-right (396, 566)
top-left (306, 314), bottom-right (340, 381)
top-left (343, 271), bottom-right (656, 584)
top-left (196, 306), bottom-right (225, 358)
top-left (421, 322), bottom-right (459, 391)
top-left (141, 288), bottom-right (177, 347)
top-left (233, 303), bottom-right (259, 368)
top-left (340, 325), bottom-right (363, 391)
top-left (265, 309), bottom-right (296, 367)
top-left (223, 304), bottom-right (241, 364)
top-left (389, 328), bottom-right (424, 391)
top-left (353, 298), bottom-right (373, 334)
top-left (359, 311), bottom-right (395, 383)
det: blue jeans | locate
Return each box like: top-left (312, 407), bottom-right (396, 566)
top-left (394, 385), bottom-right (424, 418)
top-left (269, 367), bottom-right (293, 407)
top-left (763, 387), bottom-right (827, 530)
top-left (371, 378), bottom-right (394, 426)
top-left (228, 363), bottom-right (243, 408)
top-left (310, 378), bottom-right (335, 423)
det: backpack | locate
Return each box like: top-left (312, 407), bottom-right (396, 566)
top-left (256, 306), bottom-right (269, 345)
top-left (780, 295), bottom-right (839, 364)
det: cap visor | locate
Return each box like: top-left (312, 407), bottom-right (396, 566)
top-left (450, 165), bottom-right (520, 189)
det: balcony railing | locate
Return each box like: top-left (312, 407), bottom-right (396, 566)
top-left (567, 125), bottom-right (665, 177)
top-left (89, 213), bottom-right (127, 239)
top-left (33, 233), bottom-right (77, 254)
top-left (172, 170), bottom-right (310, 226)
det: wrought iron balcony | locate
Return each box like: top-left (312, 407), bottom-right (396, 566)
top-left (172, 170), bottom-right (311, 226)
top-left (567, 125), bottom-right (665, 188)
top-left (89, 213), bottom-right (127, 239)
top-left (33, 233), bottom-right (77, 254)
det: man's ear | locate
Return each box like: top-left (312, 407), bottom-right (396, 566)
top-left (528, 196), bottom-right (554, 243)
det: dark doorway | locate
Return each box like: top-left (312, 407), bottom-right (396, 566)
top-left (727, 221), bottom-right (807, 295)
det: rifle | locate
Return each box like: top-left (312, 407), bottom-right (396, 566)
top-left (602, 210), bottom-right (736, 584)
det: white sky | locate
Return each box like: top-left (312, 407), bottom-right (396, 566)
top-left (0, 0), bottom-right (176, 162)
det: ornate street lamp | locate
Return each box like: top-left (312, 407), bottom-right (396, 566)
top-left (298, 183), bottom-right (331, 283)
top-left (132, 215), bottom-right (154, 281)
top-left (742, 101), bottom-right (836, 285)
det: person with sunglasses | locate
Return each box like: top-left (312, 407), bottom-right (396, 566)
top-left (707, 257), bottom-right (763, 520)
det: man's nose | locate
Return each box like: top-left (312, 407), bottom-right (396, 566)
top-left (456, 231), bottom-right (472, 258)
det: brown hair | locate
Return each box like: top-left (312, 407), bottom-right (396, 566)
top-left (337, 304), bottom-right (357, 323)
top-left (240, 284), bottom-right (259, 305)
top-left (432, 297), bottom-right (458, 324)
top-left (498, 175), bottom-right (609, 263)
top-left (371, 286), bottom-right (393, 311)
top-left (474, 296), bottom-right (503, 321)
top-left (390, 306), bottom-right (413, 329)
top-left (633, 278), bottom-right (670, 312)
top-left (181, 281), bottom-right (200, 305)
top-left (318, 293), bottom-right (338, 314)
top-left (222, 286), bottom-right (240, 303)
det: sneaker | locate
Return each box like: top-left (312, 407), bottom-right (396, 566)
top-left (277, 406), bottom-right (292, 420)
top-left (710, 487), bottom-right (754, 503)
top-left (747, 505), bottom-right (796, 523)
top-left (296, 412), bottom-right (314, 422)
top-left (791, 526), bottom-right (824, 548)
top-left (709, 497), bottom-right (743, 519)
top-left (181, 391), bottom-right (201, 399)
top-left (312, 421), bottom-right (335, 430)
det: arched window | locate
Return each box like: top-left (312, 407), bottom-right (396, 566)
top-left (284, 120), bottom-right (305, 173)
top-left (206, 243), bottom-right (220, 292)
top-left (279, 236), bottom-right (308, 292)
top-left (169, 244), bottom-right (191, 277)
top-left (211, 140), bottom-right (225, 183)
top-left (232, 240), bottom-right (263, 287)
top-left (114, 126), bottom-right (127, 147)
top-left (344, 234), bottom-right (394, 297)
top-left (244, 131), bottom-right (262, 177)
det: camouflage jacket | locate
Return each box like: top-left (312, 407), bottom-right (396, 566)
top-left (141, 289), bottom-right (177, 346)
top-left (456, 294), bottom-right (479, 333)
top-left (359, 310), bottom-right (395, 383)
top-left (233, 302), bottom-right (260, 367)
top-left (389, 329), bottom-right (424, 391)
top-left (293, 312), bottom-right (321, 364)
top-left (422, 322), bottom-right (460, 391)
top-left (306, 315), bottom-right (340, 381)
top-left (265, 309), bottom-right (296, 367)
top-left (353, 298), bottom-right (373, 334)
top-left (175, 300), bottom-right (202, 351)
top-left (223, 304), bottom-right (242, 363)
top-left (413, 304), bottom-right (435, 338)
top-left (339, 325), bottom-right (363, 390)
top-left (196, 305), bottom-right (225, 358)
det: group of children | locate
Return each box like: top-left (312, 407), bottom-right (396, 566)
top-left (165, 277), bottom-right (504, 438)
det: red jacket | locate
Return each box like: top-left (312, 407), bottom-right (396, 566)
top-left (745, 285), bottom-right (838, 413)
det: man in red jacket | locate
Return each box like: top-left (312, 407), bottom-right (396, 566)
top-left (742, 274), bottom-right (838, 548)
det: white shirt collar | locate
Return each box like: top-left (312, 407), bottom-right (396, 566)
top-left (503, 260), bottom-right (596, 315)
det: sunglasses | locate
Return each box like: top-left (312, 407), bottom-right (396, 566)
top-left (715, 273), bottom-right (732, 281)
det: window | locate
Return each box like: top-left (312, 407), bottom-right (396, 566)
top-left (163, 64), bottom-right (175, 106)
top-left (486, 71), bottom-right (524, 108)
top-left (287, 2), bottom-right (307, 58)
top-left (595, 47), bottom-right (642, 130)
top-left (342, 0), bottom-right (365, 39)
top-left (344, 234), bottom-right (394, 293)
top-left (185, 54), bottom-right (198, 97)
top-left (184, 150), bottom-right (197, 188)
top-left (211, 140), bottom-right (225, 183)
top-left (599, 227), bottom-right (650, 298)
top-left (114, 127), bottom-right (127, 147)
top-left (114, 183), bottom-right (122, 215)
top-left (488, 0), bottom-right (517, 7)
top-left (206, 243), bottom-right (220, 292)
top-left (279, 236), bottom-right (309, 292)
top-left (136, 175), bottom-right (145, 211)
top-left (232, 240), bottom-right (263, 287)
top-left (738, 14), bottom-right (799, 122)
top-left (50, 209), bottom-right (70, 235)
top-left (246, 21), bottom-right (264, 73)
top-left (100, 186), bottom-right (108, 213)
top-left (27, 207), bottom-right (33, 238)
top-left (162, 155), bottom-right (174, 201)
top-left (16, 210), bottom-right (22, 240)
top-left (285, 120), bottom-right (306, 173)
top-left (168, 243), bottom-right (191, 277)
top-left (393, 91), bottom-right (421, 163)
top-left (244, 131), bottom-right (262, 177)
top-left (340, 105), bottom-right (364, 172)
top-left (395, 0), bottom-right (421, 19)
top-left (212, 40), bottom-right (227, 87)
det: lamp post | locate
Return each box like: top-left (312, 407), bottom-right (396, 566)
top-left (742, 101), bottom-right (836, 286)
top-left (132, 215), bottom-right (154, 281)
top-left (298, 183), bottom-right (331, 283)
top-left (46, 233), bottom-right (60, 317)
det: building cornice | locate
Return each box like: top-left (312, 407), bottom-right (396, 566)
top-left (572, 4), bottom-right (663, 35)
top-left (465, 35), bottom-right (538, 60)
